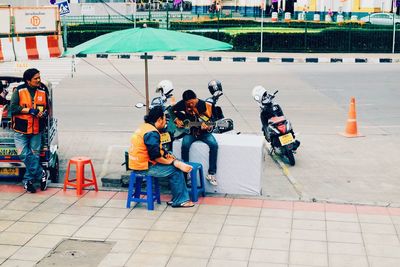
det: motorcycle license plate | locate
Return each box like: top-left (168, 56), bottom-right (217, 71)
top-left (160, 133), bottom-right (171, 144)
top-left (0, 168), bottom-right (19, 177)
top-left (279, 133), bottom-right (294, 146)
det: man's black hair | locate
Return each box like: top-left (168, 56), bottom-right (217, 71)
top-left (23, 68), bottom-right (40, 83)
top-left (144, 106), bottom-right (164, 124)
top-left (182, 90), bottom-right (197, 101)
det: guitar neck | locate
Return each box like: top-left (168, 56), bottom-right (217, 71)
top-left (186, 121), bottom-right (215, 128)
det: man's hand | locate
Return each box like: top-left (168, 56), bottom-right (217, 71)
top-left (201, 122), bottom-right (211, 131)
top-left (174, 118), bottom-right (184, 128)
top-left (38, 110), bottom-right (48, 119)
top-left (173, 160), bottom-right (193, 173)
top-left (28, 108), bottom-right (39, 116)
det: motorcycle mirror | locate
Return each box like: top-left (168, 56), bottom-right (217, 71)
top-left (254, 95), bottom-right (260, 101)
top-left (165, 89), bottom-right (173, 96)
top-left (135, 103), bottom-right (145, 108)
top-left (274, 90), bottom-right (279, 95)
top-left (155, 87), bottom-right (164, 94)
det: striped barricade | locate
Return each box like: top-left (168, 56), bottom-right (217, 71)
top-left (13, 35), bottom-right (62, 61)
top-left (0, 38), bottom-right (15, 62)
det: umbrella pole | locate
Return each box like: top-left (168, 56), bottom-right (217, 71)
top-left (144, 52), bottom-right (149, 114)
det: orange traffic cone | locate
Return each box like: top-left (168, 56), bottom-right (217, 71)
top-left (340, 97), bottom-right (364, 138)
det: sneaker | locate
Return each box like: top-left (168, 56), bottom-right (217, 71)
top-left (40, 170), bottom-right (48, 191)
top-left (206, 174), bottom-right (218, 186)
top-left (24, 181), bottom-right (36, 193)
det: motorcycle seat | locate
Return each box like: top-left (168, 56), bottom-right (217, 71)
top-left (269, 116), bottom-right (286, 124)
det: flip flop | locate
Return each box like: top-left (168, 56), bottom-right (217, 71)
top-left (166, 201), bottom-right (173, 206)
top-left (172, 201), bottom-right (194, 208)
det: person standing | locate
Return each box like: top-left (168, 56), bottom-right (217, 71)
top-left (10, 68), bottom-right (49, 193)
top-left (172, 90), bottom-right (219, 186)
top-left (129, 106), bottom-right (194, 208)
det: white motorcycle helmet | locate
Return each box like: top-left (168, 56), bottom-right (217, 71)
top-left (156, 80), bottom-right (173, 94)
top-left (252, 85), bottom-right (267, 106)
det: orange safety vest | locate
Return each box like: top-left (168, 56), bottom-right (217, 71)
top-left (128, 123), bottom-right (164, 171)
top-left (12, 86), bottom-right (47, 134)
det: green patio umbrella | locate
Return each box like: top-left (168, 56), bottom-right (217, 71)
top-left (64, 27), bottom-right (232, 112)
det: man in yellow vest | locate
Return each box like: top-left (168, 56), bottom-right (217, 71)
top-left (10, 68), bottom-right (49, 193)
top-left (129, 106), bottom-right (194, 208)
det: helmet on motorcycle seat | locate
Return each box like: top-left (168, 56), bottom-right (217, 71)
top-left (252, 85), bottom-right (267, 104)
top-left (156, 80), bottom-right (173, 94)
top-left (208, 80), bottom-right (223, 97)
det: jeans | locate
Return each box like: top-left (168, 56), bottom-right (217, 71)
top-left (14, 132), bottom-right (43, 184)
top-left (181, 133), bottom-right (218, 175)
top-left (142, 163), bottom-right (190, 206)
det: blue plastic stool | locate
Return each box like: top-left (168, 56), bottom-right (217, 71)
top-left (186, 162), bottom-right (206, 202)
top-left (126, 172), bottom-right (161, 210)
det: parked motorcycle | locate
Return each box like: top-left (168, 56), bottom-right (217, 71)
top-left (252, 86), bottom-right (300, 166)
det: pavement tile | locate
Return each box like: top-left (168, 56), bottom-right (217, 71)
top-left (172, 244), bottom-right (213, 258)
top-left (263, 200), bottom-right (293, 210)
top-left (0, 200), bottom-right (10, 208)
top-left (52, 214), bottom-right (91, 226)
top-left (127, 208), bottom-right (163, 220)
top-left (0, 259), bottom-right (37, 267)
top-left (221, 225), bottom-right (256, 237)
top-left (98, 252), bottom-right (131, 267)
top-left (258, 217), bottom-right (292, 229)
top-left (95, 207), bottom-right (130, 218)
top-left (74, 197), bottom-right (109, 207)
top-left (167, 256), bottom-right (208, 267)
top-left (293, 211), bottom-right (325, 221)
top-left (248, 263), bottom-right (286, 267)
top-left (112, 192), bottom-right (128, 200)
top-left (325, 203), bottom-right (357, 213)
top-left (73, 225), bottom-right (114, 240)
top-left (289, 251), bottom-right (328, 266)
top-left (249, 249), bottom-right (288, 264)
top-left (329, 254), bottom-right (369, 267)
top-left (108, 228), bottom-right (147, 241)
top-left (62, 205), bottom-right (100, 216)
top-left (216, 235), bottom-right (254, 248)
top-left (232, 199), bottom-right (263, 208)
top-left (328, 242), bottom-right (366, 255)
top-left (186, 222), bottom-right (223, 235)
top-left (224, 215), bottom-right (258, 227)
top-left (19, 211), bottom-right (59, 223)
top-left (211, 247), bottom-right (250, 261)
top-left (191, 213), bottom-right (226, 224)
top-left (356, 205), bottom-right (389, 215)
top-left (197, 205), bottom-right (230, 215)
top-left (357, 214), bottom-right (392, 224)
top-left (229, 206), bottom-right (261, 217)
top-left (5, 222), bottom-right (46, 234)
top-left (0, 185), bottom-right (25, 194)
top-left (327, 231), bottom-right (363, 243)
top-left (0, 193), bottom-right (23, 201)
top-left (144, 230), bottom-right (182, 243)
top-left (253, 237), bottom-right (290, 250)
top-left (83, 190), bottom-right (116, 199)
top-left (256, 227), bottom-right (291, 239)
top-left (291, 229), bottom-right (327, 242)
top-left (25, 234), bottom-right (66, 248)
top-left (0, 220), bottom-right (14, 231)
top-left (390, 216), bottom-right (400, 224)
top-left (326, 221), bottom-right (361, 232)
top-left (118, 218), bottom-right (155, 230)
top-left (54, 189), bottom-right (88, 197)
top-left (0, 210), bottom-right (27, 221)
top-left (158, 211), bottom-right (194, 222)
top-left (260, 208), bottom-right (293, 219)
top-left (292, 219), bottom-right (326, 231)
top-left (4, 200), bottom-right (41, 211)
top-left (388, 207), bottom-right (400, 216)
top-left (125, 253), bottom-right (170, 267)
top-left (136, 241), bottom-right (176, 255)
top-left (208, 259), bottom-right (248, 267)
top-left (85, 216), bottom-right (123, 228)
top-left (152, 220), bottom-right (189, 232)
top-left (0, 232), bottom-right (34, 246)
top-left (40, 223), bottom-right (79, 236)
top-left (16, 194), bottom-right (50, 203)
top-left (290, 240), bottom-right (327, 253)
top-left (325, 212), bottom-right (359, 222)
top-left (200, 197), bottom-right (233, 206)
top-left (44, 196), bottom-right (78, 205)
top-left (360, 222), bottom-right (397, 234)
top-left (369, 256), bottom-right (400, 267)
top-left (110, 240), bottom-right (141, 253)
top-left (104, 199), bottom-right (127, 208)
top-left (9, 246), bottom-right (51, 261)
top-left (33, 203), bottom-right (70, 213)
top-left (363, 233), bottom-right (400, 246)
top-left (293, 202), bottom-right (325, 212)
top-left (179, 233), bottom-right (218, 246)
top-left (365, 243), bottom-right (400, 258)
top-left (0, 244), bottom-right (20, 258)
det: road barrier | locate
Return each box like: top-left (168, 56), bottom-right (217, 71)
top-left (0, 38), bottom-right (15, 62)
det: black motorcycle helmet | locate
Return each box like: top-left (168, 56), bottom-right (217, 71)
top-left (208, 80), bottom-right (223, 96)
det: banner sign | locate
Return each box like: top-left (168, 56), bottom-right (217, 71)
top-left (13, 7), bottom-right (58, 34)
top-left (57, 1), bottom-right (71, 16)
top-left (0, 8), bottom-right (11, 34)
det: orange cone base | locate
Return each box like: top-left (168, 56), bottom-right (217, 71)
top-left (339, 132), bottom-right (365, 138)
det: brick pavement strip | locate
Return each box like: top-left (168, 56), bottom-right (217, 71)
top-left (1, 185), bottom-right (400, 266)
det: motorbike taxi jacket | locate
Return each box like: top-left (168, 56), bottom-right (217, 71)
top-left (129, 123), bottom-right (165, 171)
top-left (11, 84), bottom-right (47, 134)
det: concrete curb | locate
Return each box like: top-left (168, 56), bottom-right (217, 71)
top-left (76, 54), bottom-right (400, 63)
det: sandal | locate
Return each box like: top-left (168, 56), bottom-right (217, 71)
top-left (172, 201), bottom-right (194, 208)
top-left (206, 174), bottom-right (218, 186)
top-left (166, 201), bottom-right (173, 206)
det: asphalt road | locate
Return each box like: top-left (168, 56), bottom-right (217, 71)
top-left (50, 57), bottom-right (400, 206)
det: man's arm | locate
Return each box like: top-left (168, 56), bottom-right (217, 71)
top-left (144, 131), bottom-right (174, 165)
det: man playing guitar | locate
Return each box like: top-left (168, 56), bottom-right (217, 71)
top-left (172, 90), bottom-right (218, 186)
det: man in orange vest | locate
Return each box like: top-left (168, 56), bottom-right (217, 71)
top-left (10, 68), bottom-right (49, 193)
top-left (129, 106), bottom-right (194, 208)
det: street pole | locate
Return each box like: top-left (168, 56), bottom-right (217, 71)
top-left (392, 12), bottom-right (396, 53)
top-left (260, 1), bottom-right (264, 53)
top-left (133, 0), bottom-right (137, 28)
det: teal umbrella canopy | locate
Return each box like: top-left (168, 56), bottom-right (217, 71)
top-left (64, 27), bottom-right (232, 55)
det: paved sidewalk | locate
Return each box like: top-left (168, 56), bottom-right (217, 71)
top-left (1, 185), bottom-right (400, 267)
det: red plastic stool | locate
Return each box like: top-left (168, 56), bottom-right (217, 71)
top-left (63, 156), bottom-right (98, 195)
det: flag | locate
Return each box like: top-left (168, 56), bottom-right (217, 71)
top-left (174, 0), bottom-right (183, 6)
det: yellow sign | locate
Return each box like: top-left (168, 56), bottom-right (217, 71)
top-left (279, 133), bottom-right (294, 146)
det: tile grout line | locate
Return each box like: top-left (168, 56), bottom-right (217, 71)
top-left (356, 207), bottom-right (372, 267)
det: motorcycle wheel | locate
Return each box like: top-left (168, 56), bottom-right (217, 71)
top-left (286, 150), bottom-right (295, 166)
